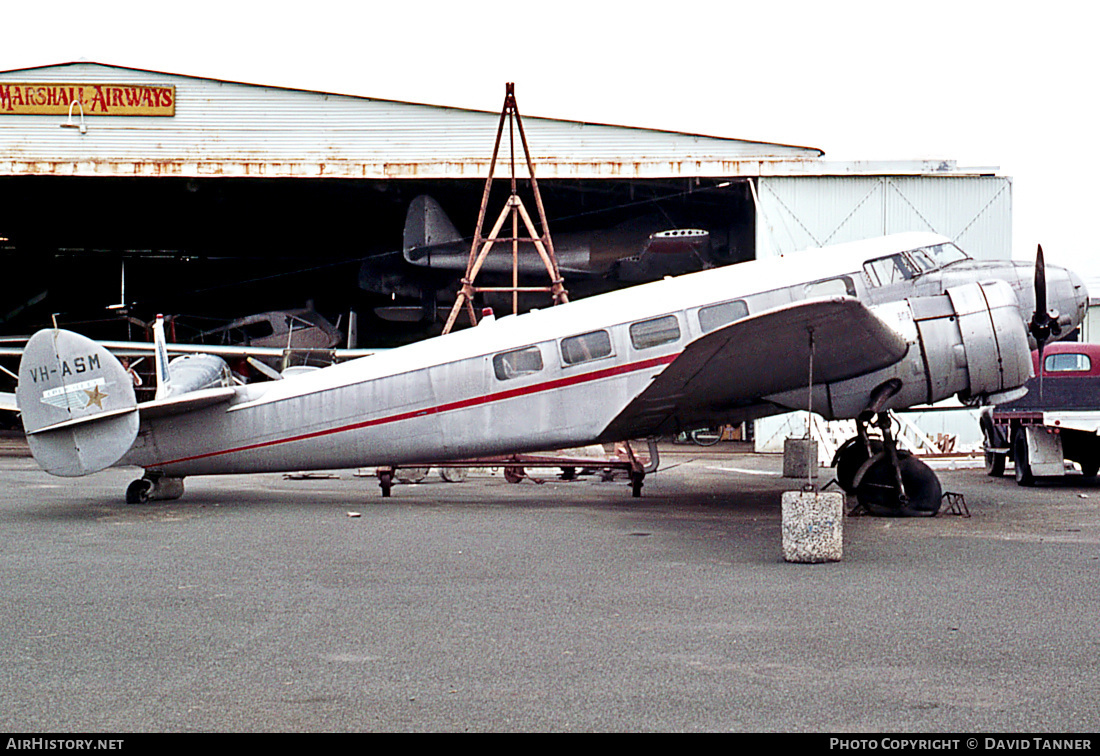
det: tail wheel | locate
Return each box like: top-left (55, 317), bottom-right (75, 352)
top-left (125, 478), bottom-right (152, 505)
top-left (855, 455), bottom-right (942, 516)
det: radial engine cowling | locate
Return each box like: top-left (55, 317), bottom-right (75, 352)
top-left (811, 280), bottom-right (1034, 419)
top-left (910, 279), bottom-right (1033, 404)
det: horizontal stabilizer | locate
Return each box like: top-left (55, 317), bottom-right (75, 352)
top-left (601, 297), bottom-right (909, 440)
top-left (16, 329), bottom-right (138, 476)
top-left (137, 386), bottom-right (237, 420)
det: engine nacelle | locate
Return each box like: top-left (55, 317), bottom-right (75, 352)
top-left (915, 280), bottom-right (1032, 403)
top-left (769, 280), bottom-right (1033, 419)
top-left (164, 353), bottom-right (233, 397)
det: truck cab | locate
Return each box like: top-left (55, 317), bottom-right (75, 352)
top-left (981, 342), bottom-right (1100, 485)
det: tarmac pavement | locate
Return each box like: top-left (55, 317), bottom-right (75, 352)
top-left (1, 440), bottom-right (1098, 733)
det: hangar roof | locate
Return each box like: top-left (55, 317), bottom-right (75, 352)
top-left (0, 61), bottom-right (909, 180)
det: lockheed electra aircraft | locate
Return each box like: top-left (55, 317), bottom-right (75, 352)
top-left (7, 232), bottom-right (1088, 515)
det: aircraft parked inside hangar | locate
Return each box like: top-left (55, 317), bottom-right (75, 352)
top-left (4, 232), bottom-right (1088, 514)
top-left (360, 194), bottom-right (722, 323)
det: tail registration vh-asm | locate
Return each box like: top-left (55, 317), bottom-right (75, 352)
top-left (10, 232), bottom-right (1088, 514)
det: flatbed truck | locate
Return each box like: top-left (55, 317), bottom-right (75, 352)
top-left (981, 341), bottom-right (1100, 485)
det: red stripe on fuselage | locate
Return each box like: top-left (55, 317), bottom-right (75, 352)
top-left (150, 352), bottom-right (679, 468)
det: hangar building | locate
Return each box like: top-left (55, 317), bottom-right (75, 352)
top-left (0, 61), bottom-right (1011, 348)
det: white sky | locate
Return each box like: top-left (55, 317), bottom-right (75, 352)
top-left (3, 0), bottom-right (1097, 283)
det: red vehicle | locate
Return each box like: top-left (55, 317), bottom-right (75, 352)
top-left (981, 342), bottom-right (1100, 485)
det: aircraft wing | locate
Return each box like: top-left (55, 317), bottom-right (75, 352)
top-left (600, 297), bottom-right (910, 440)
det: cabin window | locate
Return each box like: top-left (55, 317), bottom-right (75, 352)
top-left (561, 330), bottom-right (613, 366)
top-left (493, 345), bottom-right (544, 380)
top-left (863, 254), bottom-right (916, 287)
top-left (630, 315), bottom-right (681, 350)
top-left (805, 276), bottom-right (855, 298)
top-left (698, 300), bottom-right (749, 333)
top-left (1045, 352), bottom-right (1092, 373)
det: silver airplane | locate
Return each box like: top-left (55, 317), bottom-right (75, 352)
top-left (5, 232), bottom-right (1088, 514)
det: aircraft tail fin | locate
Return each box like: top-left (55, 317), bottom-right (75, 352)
top-left (403, 195), bottom-right (463, 264)
top-left (16, 328), bottom-right (139, 477)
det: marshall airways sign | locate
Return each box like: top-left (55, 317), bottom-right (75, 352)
top-left (0, 83), bottom-right (175, 116)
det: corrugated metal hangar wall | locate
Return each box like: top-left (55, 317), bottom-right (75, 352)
top-left (0, 62), bottom-right (1012, 349)
top-left (755, 175), bottom-right (1011, 261)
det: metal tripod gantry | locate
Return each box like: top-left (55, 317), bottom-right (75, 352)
top-left (441, 83), bottom-right (569, 334)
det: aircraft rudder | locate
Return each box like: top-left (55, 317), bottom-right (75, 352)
top-left (403, 195), bottom-right (463, 262)
top-left (15, 328), bottom-right (139, 476)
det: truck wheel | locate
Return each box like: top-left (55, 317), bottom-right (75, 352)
top-left (1014, 430), bottom-right (1035, 487)
top-left (1080, 460), bottom-right (1099, 480)
top-left (981, 421), bottom-right (1006, 477)
top-left (984, 449), bottom-right (1006, 477)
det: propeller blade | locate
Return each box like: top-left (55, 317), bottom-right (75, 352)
top-left (1034, 244), bottom-right (1047, 321)
top-left (1029, 243), bottom-right (1054, 345)
top-left (1030, 244), bottom-right (1051, 399)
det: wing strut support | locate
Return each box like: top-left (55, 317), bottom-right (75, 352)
top-left (441, 83), bottom-right (569, 334)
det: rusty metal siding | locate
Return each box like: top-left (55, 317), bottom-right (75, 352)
top-left (755, 175), bottom-right (1012, 261)
top-left (0, 62), bottom-right (821, 179)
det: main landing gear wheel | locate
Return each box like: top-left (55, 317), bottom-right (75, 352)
top-left (840, 397), bottom-right (943, 517)
top-left (854, 454), bottom-right (942, 516)
top-left (833, 438), bottom-right (886, 494)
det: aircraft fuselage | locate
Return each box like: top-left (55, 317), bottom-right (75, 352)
top-left (119, 233), bottom-right (1087, 478)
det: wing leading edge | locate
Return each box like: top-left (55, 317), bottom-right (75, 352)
top-left (600, 297), bottom-right (910, 440)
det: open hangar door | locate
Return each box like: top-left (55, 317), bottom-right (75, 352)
top-left (753, 175), bottom-right (1012, 261)
top-left (0, 175), bottom-right (754, 347)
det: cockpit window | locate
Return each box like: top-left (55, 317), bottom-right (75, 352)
top-left (926, 242), bottom-right (968, 266)
top-left (907, 243), bottom-right (970, 273)
top-left (865, 243), bottom-right (970, 287)
top-left (863, 254), bottom-right (917, 287)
